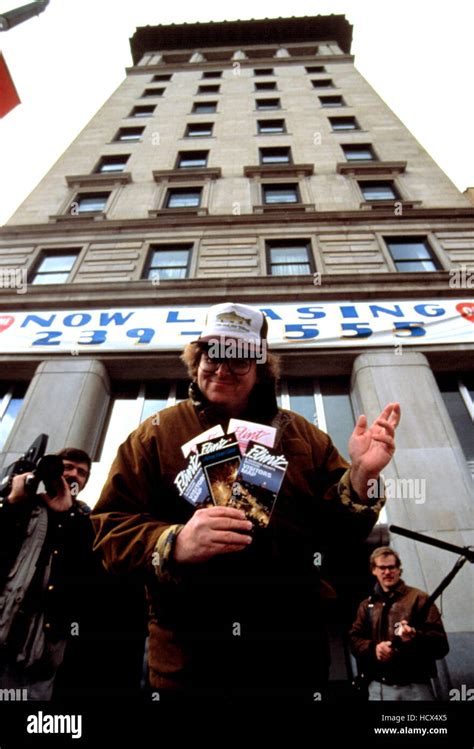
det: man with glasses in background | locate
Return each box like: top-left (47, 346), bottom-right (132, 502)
top-left (349, 546), bottom-right (449, 700)
top-left (92, 302), bottom-right (401, 702)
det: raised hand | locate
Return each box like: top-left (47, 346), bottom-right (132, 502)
top-left (349, 403), bottom-right (401, 500)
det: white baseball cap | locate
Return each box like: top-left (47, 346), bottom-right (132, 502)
top-left (196, 302), bottom-right (268, 344)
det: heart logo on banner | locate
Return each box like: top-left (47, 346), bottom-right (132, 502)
top-left (0, 315), bottom-right (14, 333)
top-left (456, 302), bottom-right (474, 323)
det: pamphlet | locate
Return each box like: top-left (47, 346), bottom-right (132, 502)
top-left (173, 451), bottom-right (211, 507)
top-left (228, 441), bottom-right (288, 528)
top-left (198, 434), bottom-right (241, 506)
top-left (175, 422), bottom-right (288, 521)
top-left (227, 418), bottom-right (276, 455)
top-left (181, 425), bottom-right (225, 458)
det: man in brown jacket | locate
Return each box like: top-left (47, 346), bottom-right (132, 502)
top-left (91, 302), bottom-right (400, 702)
top-left (349, 546), bottom-right (449, 700)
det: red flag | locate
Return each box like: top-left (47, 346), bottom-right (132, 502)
top-left (0, 52), bottom-right (21, 118)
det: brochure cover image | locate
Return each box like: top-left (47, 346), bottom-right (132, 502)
top-left (228, 441), bottom-right (288, 528)
top-left (198, 434), bottom-right (241, 506)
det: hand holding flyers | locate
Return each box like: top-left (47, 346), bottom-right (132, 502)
top-left (174, 420), bottom-right (287, 528)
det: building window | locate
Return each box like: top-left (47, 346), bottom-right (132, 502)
top-left (145, 244), bottom-right (191, 281)
top-left (166, 187), bottom-right (202, 208)
top-left (142, 87), bottom-right (165, 97)
top-left (152, 74), bottom-right (172, 81)
top-left (177, 150), bottom-right (209, 168)
top-left (278, 378), bottom-right (354, 460)
top-left (257, 119), bottom-right (286, 134)
top-left (384, 237), bottom-right (441, 272)
top-left (192, 101), bottom-right (217, 114)
top-left (263, 183), bottom-right (299, 204)
top-left (202, 71), bottom-right (222, 78)
top-left (311, 78), bottom-right (334, 88)
top-left (342, 144), bottom-right (375, 161)
top-left (95, 155), bottom-right (129, 173)
top-left (114, 127), bottom-right (144, 142)
top-left (255, 81), bottom-right (277, 91)
top-left (254, 67), bottom-right (274, 76)
top-left (259, 147), bottom-right (292, 164)
top-left (319, 95), bottom-right (345, 108)
top-left (80, 380), bottom-right (191, 507)
top-left (73, 192), bottom-right (110, 213)
top-left (437, 374), bottom-right (474, 476)
top-left (185, 122), bottom-right (214, 137)
top-left (329, 117), bottom-right (359, 131)
top-left (305, 65), bottom-right (326, 73)
top-left (130, 105), bottom-right (155, 118)
top-left (0, 384), bottom-right (26, 451)
top-left (30, 251), bottom-right (80, 285)
top-left (266, 240), bottom-right (313, 275)
top-left (360, 181), bottom-right (398, 201)
top-left (197, 84), bottom-right (220, 94)
top-left (256, 98), bottom-right (281, 110)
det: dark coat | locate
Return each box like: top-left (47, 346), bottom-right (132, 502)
top-left (92, 382), bottom-right (385, 695)
top-left (349, 580), bottom-right (449, 685)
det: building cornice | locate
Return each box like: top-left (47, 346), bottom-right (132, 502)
top-left (125, 54), bottom-right (355, 76)
top-left (0, 272), bottom-right (470, 312)
top-left (2, 207), bottom-right (474, 239)
top-left (129, 15), bottom-right (353, 64)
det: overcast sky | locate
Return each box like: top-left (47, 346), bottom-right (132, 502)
top-left (0, 0), bottom-right (472, 225)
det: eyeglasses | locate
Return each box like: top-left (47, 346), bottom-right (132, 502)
top-left (374, 564), bottom-right (398, 571)
top-left (200, 352), bottom-right (252, 375)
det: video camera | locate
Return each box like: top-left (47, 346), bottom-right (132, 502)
top-left (0, 434), bottom-right (65, 499)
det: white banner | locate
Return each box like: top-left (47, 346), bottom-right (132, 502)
top-left (0, 300), bottom-right (473, 353)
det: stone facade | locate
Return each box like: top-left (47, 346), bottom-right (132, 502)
top-left (0, 15), bottom-right (472, 695)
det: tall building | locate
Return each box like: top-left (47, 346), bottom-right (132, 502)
top-left (0, 14), bottom-right (472, 693)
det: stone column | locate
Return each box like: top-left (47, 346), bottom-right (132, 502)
top-left (1, 359), bottom-right (110, 470)
top-left (351, 351), bottom-right (473, 692)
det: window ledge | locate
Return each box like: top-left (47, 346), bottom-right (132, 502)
top-left (359, 200), bottom-right (422, 210)
top-left (149, 207), bottom-right (209, 217)
top-left (244, 163), bottom-right (314, 177)
top-left (331, 129), bottom-right (369, 135)
top-left (255, 132), bottom-right (292, 137)
top-left (179, 136), bottom-right (215, 141)
top-left (51, 212), bottom-right (107, 222)
top-left (337, 161), bottom-right (407, 175)
top-left (65, 172), bottom-right (132, 187)
top-left (153, 167), bottom-right (221, 182)
top-left (253, 203), bottom-right (315, 213)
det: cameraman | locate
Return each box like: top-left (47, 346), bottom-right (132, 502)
top-left (0, 448), bottom-right (94, 700)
